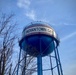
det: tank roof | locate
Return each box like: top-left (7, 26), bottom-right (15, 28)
top-left (23, 21), bottom-right (54, 32)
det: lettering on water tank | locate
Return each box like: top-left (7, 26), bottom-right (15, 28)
top-left (23, 26), bottom-right (57, 38)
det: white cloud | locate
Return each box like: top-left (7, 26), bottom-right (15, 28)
top-left (17, 0), bottom-right (30, 9)
top-left (17, 0), bottom-right (37, 20)
top-left (61, 32), bottom-right (76, 42)
top-left (63, 23), bottom-right (76, 26)
top-left (25, 10), bottom-right (36, 21)
top-left (63, 23), bottom-right (71, 26)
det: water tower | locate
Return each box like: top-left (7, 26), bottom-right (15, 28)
top-left (17, 21), bottom-right (63, 75)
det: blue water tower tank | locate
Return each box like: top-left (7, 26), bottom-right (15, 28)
top-left (19, 22), bottom-right (59, 57)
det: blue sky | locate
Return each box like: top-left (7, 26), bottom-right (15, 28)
top-left (0, 0), bottom-right (76, 75)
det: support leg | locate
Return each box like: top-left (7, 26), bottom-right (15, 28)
top-left (17, 48), bottom-right (21, 75)
top-left (37, 56), bottom-right (43, 75)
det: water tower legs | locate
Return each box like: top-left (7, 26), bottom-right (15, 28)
top-left (37, 37), bottom-right (43, 75)
top-left (16, 48), bottom-right (21, 75)
top-left (37, 55), bottom-right (43, 75)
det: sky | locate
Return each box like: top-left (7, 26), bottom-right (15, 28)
top-left (0, 0), bottom-right (76, 75)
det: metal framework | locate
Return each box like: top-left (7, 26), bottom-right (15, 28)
top-left (15, 37), bottom-right (63, 75)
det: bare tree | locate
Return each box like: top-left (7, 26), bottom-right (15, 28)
top-left (0, 13), bottom-right (17, 75)
top-left (21, 54), bottom-right (37, 75)
top-left (12, 49), bottom-right (37, 75)
top-left (0, 13), bottom-right (36, 75)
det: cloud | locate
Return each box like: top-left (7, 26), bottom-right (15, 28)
top-left (17, 0), bottom-right (30, 9)
top-left (25, 10), bottom-right (36, 21)
top-left (17, 0), bottom-right (37, 20)
top-left (63, 23), bottom-right (76, 26)
top-left (61, 32), bottom-right (76, 42)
